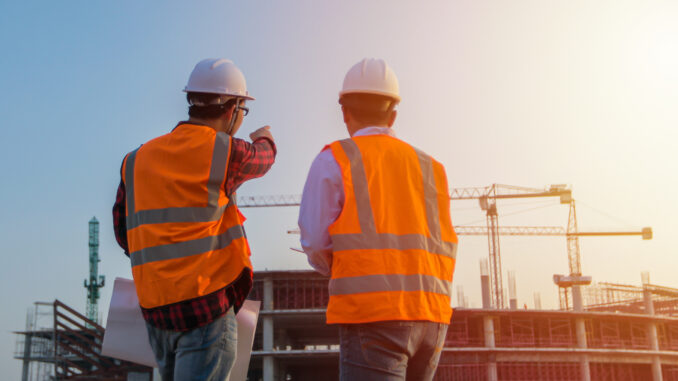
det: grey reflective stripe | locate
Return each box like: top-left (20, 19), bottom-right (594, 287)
top-left (338, 140), bottom-right (375, 233)
top-left (124, 148), bottom-right (139, 228)
top-left (130, 224), bottom-right (245, 267)
top-left (329, 273), bottom-right (452, 297)
top-left (334, 139), bottom-right (456, 259)
top-left (127, 204), bottom-right (228, 227)
top-left (207, 132), bottom-right (229, 208)
top-left (414, 148), bottom-right (441, 241)
top-left (331, 233), bottom-right (457, 257)
top-left (125, 134), bottom-right (231, 230)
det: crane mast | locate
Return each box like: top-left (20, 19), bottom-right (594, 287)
top-left (84, 217), bottom-right (105, 324)
top-left (485, 201), bottom-right (504, 308)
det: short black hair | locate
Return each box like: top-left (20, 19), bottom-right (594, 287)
top-left (339, 93), bottom-right (397, 126)
top-left (187, 92), bottom-right (238, 119)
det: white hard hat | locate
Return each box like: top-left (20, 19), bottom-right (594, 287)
top-left (339, 58), bottom-right (400, 103)
top-left (184, 58), bottom-right (254, 100)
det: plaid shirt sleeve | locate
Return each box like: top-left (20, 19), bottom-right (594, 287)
top-left (112, 179), bottom-right (130, 256)
top-left (225, 137), bottom-right (277, 196)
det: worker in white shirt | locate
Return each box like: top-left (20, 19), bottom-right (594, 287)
top-left (298, 58), bottom-right (458, 380)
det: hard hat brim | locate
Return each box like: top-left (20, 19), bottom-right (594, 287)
top-left (183, 87), bottom-right (255, 101)
top-left (339, 89), bottom-right (400, 103)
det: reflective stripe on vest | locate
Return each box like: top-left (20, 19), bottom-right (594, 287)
top-left (130, 223), bottom-right (243, 267)
top-left (125, 132), bottom-right (245, 267)
top-left (329, 273), bottom-right (452, 296)
top-left (332, 139), bottom-right (458, 260)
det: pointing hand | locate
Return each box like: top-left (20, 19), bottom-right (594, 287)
top-left (250, 126), bottom-right (273, 142)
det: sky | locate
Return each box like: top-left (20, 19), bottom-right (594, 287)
top-left (1, 0), bottom-right (677, 378)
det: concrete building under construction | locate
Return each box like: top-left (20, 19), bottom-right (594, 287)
top-left (239, 185), bottom-right (670, 381)
top-left (15, 269), bottom-right (678, 381)
top-left (247, 270), bottom-right (678, 381)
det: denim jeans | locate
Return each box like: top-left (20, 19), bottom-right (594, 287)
top-left (340, 321), bottom-right (448, 381)
top-left (145, 307), bottom-right (237, 381)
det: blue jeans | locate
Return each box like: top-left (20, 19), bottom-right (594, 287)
top-left (145, 308), bottom-right (237, 381)
top-left (340, 321), bottom-right (448, 381)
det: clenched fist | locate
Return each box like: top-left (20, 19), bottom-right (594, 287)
top-left (250, 125), bottom-right (273, 142)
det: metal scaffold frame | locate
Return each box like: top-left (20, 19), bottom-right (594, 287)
top-left (52, 300), bottom-right (152, 380)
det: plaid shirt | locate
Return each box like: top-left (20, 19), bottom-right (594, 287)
top-left (112, 122), bottom-right (276, 331)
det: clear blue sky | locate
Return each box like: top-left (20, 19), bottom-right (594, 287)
top-left (2, 1), bottom-right (677, 378)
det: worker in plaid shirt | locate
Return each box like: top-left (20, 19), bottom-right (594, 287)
top-left (112, 58), bottom-right (275, 380)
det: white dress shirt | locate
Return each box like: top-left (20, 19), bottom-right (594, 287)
top-left (298, 127), bottom-right (397, 276)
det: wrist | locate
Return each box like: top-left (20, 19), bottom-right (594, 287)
top-left (254, 136), bottom-right (277, 155)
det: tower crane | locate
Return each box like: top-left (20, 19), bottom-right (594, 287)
top-left (553, 199), bottom-right (652, 311)
top-left (455, 218), bottom-right (652, 310)
top-left (451, 184), bottom-right (572, 308)
top-left (238, 184), bottom-right (572, 309)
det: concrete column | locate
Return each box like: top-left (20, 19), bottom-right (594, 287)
top-left (508, 271), bottom-right (517, 310)
top-left (578, 358), bottom-right (591, 381)
top-left (483, 316), bottom-right (497, 381)
top-left (575, 318), bottom-right (587, 348)
top-left (652, 356), bottom-right (663, 381)
top-left (644, 279), bottom-right (663, 381)
top-left (480, 260), bottom-right (492, 309)
top-left (575, 317), bottom-right (591, 381)
top-left (645, 289), bottom-right (656, 316)
top-left (572, 285), bottom-right (583, 312)
top-left (263, 277), bottom-right (275, 381)
top-left (571, 285), bottom-right (591, 381)
top-left (481, 277), bottom-right (492, 309)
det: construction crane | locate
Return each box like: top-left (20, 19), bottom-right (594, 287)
top-left (84, 217), bottom-right (105, 324)
top-left (239, 184), bottom-right (572, 309)
top-left (553, 199), bottom-right (652, 311)
top-left (454, 184), bottom-right (572, 308)
top-left (455, 219), bottom-right (652, 310)
top-left (240, 185), bottom-right (651, 310)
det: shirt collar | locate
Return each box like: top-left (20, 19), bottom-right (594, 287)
top-left (173, 121), bottom-right (212, 132)
top-left (352, 126), bottom-right (396, 138)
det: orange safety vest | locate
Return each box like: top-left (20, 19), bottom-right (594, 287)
top-left (326, 135), bottom-right (458, 324)
top-left (122, 124), bottom-right (252, 309)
